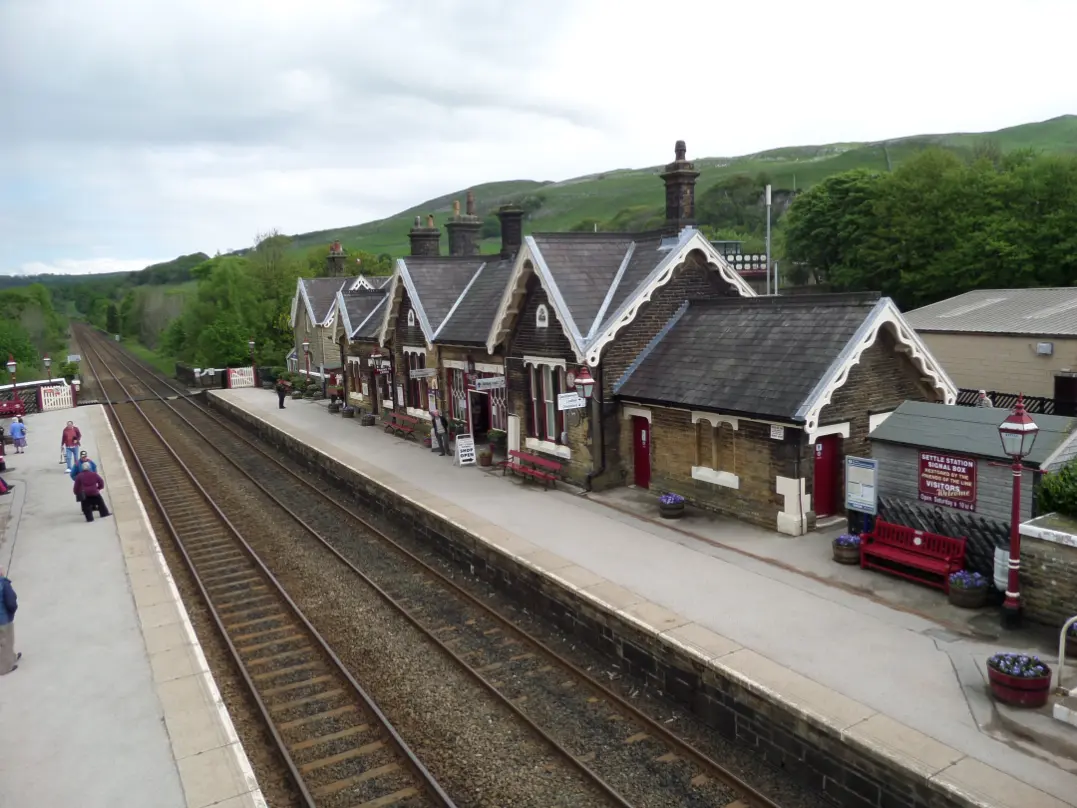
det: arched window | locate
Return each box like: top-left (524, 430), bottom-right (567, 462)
top-left (407, 309), bottom-right (416, 327)
top-left (536, 304), bottom-right (549, 329)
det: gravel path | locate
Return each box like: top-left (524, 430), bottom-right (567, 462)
top-left (145, 401), bottom-right (619, 808)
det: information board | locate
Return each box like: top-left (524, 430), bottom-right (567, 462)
top-left (410, 367), bottom-right (438, 379)
top-left (454, 434), bottom-right (476, 466)
top-left (845, 456), bottom-right (878, 515)
top-left (918, 451), bottom-right (977, 512)
top-left (66, 354), bottom-right (81, 363)
top-left (471, 376), bottom-right (505, 391)
top-left (557, 391), bottom-right (586, 411)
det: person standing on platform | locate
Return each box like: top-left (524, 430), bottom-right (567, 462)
top-left (73, 461), bottom-right (110, 521)
top-left (69, 450), bottom-right (97, 481)
top-left (0, 565), bottom-right (20, 675)
top-left (9, 417), bottom-right (27, 454)
top-left (275, 377), bottom-right (290, 409)
top-left (61, 420), bottom-right (81, 471)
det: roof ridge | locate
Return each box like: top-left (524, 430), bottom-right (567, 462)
top-left (688, 292), bottom-right (881, 308)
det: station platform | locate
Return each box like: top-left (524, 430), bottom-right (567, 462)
top-left (211, 387), bottom-right (1077, 808)
top-left (0, 404), bottom-right (264, 808)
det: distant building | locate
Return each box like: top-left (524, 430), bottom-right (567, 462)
top-left (905, 288), bottom-right (1077, 414)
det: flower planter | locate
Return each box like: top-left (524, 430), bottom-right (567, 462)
top-left (328, 402), bottom-right (341, 413)
top-left (360, 414), bottom-right (375, 426)
top-left (948, 586), bottom-right (987, 609)
top-left (1067, 634), bottom-right (1077, 659)
top-left (478, 453), bottom-right (493, 467)
top-left (290, 391), bottom-right (303, 399)
top-left (987, 666), bottom-right (1052, 708)
top-left (423, 436), bottom-right (432, 448)
top-left (659, 502), bottom-right (685, 520)
top-left (341, 409), bottom-right (355, 419)
top-left (832, 541), bottom-right (860, 565)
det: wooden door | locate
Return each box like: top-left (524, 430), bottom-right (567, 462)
top-left (813, 435), bottom-right (840, 517)
top-left (632, 416), bottom-right (651, 489)
top-left (1055, 375), bottom-right (1077, 417)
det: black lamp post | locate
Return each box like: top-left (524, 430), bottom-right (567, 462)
top-left (6, 355), bottom-right (16, 401)
top-left (997, 394), bottom-right (1039, 630)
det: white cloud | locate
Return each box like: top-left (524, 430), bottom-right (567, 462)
top-left (1, 0), bottom-right (1075, 275)
top-left (15, 258), bottom-right (170, 277)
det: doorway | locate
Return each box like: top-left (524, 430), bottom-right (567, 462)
top-left (1055, 375), bottom-right (1077, 418)
top-left (813, 434), bottom-right (841, 517)
top-left (632, 416), bottom-right (651, 489)
top-left (469, 390), bottom-right (491, 439)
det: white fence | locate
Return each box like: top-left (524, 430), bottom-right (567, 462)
top-left (226, 367), bottom-right (256, 389)
top-left (41, 383), bottom-right (75, 411)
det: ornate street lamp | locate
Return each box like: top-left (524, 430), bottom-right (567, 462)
top-left (247, 339), bottom-right (256, 380)
top-left (302, 339), bottom-right (311, 380)
top-left (6, 354), bottom-right (15, 400)
top-left (43, 353), bottom-right (52, 381)
top-left (573, 365), bottom-right (595, 401)
top-left (997, 394), bottom-right (1039, 629)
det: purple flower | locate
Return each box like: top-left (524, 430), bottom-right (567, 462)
top-left (1069, 622), bottom-right (1077, 637)
top-left (948, 570), bottom-right (988, 590)
top-left (834, 533), bottom-right (861, 547)
top-left (988, 652), bottom-right (1050, 678)
top-left (659, 493), bottom-right (685, 506)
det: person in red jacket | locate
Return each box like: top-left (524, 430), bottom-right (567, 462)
top-left (61, 421), bottom-right (82, 471)
top-left (73, 462), bottom-right (110, 522)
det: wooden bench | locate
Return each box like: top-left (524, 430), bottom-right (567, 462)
top-left (384, 411), bottom-right (419, 440)
top-left (860, 519), bottom-right (967, 592)
top-left (499, 449), bottom-right (563, 489)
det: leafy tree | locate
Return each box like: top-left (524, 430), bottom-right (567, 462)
top-left (106, 302), bottom-right (121, 333)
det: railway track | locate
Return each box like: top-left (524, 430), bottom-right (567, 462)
top-left (80, 337), bottom-right (456, 808)
top-left (78, 325), bottom-right (801, 808)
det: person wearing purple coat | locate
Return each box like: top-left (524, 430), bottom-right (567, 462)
top-left (73, 462), bottom-right (111, 522)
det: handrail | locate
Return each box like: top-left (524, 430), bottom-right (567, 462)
top-left (1057, 614), bottom-right (1077, 692)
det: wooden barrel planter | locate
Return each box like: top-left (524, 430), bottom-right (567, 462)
top-left (328, 402), bottom-right (341, 414)
top-left (986, 654), bottom-right (1052, 708)
top-left (659, 502), bottom-right (685, 520)
top-left (948, 586), bottom-right (987, 609)
top-left (360, 414), bottom-right (376, 426)
top-left (341, 408), bottom-right (355, 419)
top-left (832, 537), bottom-right (861, 565)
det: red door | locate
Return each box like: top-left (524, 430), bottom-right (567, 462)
top-left (813, 434), bottom-right (840, 517)
top-left (632, 416), bottom-right (651, 489)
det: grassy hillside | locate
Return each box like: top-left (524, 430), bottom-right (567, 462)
top-left (317, 115), bottom-right (1077, 257)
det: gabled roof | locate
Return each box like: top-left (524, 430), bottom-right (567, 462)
top-left (905, 288), bottom-right (1077, 336)
top-left (615, 294), bottom-right (957, 436)
top-left (870, 399), bottom-right (1077, 470)
top-left (435, 258), bottom-right (515, 345)
top-left (486, 226), bottom-right (757, 362)
top-left (290, 276), bottom-right (357, 328)
top-left (337, 289), bottom-right (389, 342)
top-left (378, 256), bottom-right (485, 346)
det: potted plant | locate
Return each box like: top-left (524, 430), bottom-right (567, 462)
top-left (832, 533), bottom-right (861, 564)
top-left (423, 434), bottom-right (432, 448)
top-left (488, 428), bottom-right (507, 453)
top-left (986, 653), bottom-right (1053, 708)
top-left (341, 405), bottom-right (355, 419)
top-left (478, 447), bottom-right (493, 467)
top-left (658, 493), bottom-right (685, 519)
top-left (360, 412), bottom-right (376, 426)
top-left (947, 570), bottom-right (989, 609)
top-left (328, 401), bottom-right (341, 413)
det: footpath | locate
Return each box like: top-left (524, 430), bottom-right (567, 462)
top-left (211, 386), bottom-right (1077, 808)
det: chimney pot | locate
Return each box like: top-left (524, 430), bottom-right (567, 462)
top-left (675, 140), bottom-right (687, 161)
top-left (408, 215), bottom-right (441, 257)
top-left (466, 190), bottom-right (475, 216)
top-left (660, 139), bottom-right (700, 235)
top-left (496, 204), bottom-right (525, 259)
top-left (453, 199), bottom-right (461, 217)
top-left (427, 213), bottom-right (435, 228)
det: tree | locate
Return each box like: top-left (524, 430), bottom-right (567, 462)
top-left (106, 302), bottom-right (120, 333)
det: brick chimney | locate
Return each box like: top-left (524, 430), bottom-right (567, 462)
top-left (408, 214), bottom-right (441, 257)
top-left (496, 204), bottom-right (524, 259)
top-left (660, 140), bottom-right (700, 235)
top-left (445, 190), bottom-right (482, 257)
top-left (326, 240), bottom-right (346, 275)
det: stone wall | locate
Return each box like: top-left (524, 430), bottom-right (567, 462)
top-left (208, 390), bottom-right (998, 808)
top-left (1020, 528), bottom-right (1077, 627)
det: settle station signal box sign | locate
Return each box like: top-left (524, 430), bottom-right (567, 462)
top-left (918, 451), bottom-right (977, 512)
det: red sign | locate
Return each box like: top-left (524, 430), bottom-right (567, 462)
top-left (918, 452), bottom-right (977, 512)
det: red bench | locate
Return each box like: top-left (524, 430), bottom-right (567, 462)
top-left (860, 519), bottom-right (966, 592)
top-left (0, 400), bottom-right (25, 419)
top-left (500, 449), bottom-right (562, 489)
top-left (384, 411), bottom-right (419, 440)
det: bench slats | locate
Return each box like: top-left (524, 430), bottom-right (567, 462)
top-left (860, 519), bottom-right (966, 592)
top-left (503, 449), bottom-right (563, 489)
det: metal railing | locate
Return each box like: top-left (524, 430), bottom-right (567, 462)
top-left (956, 388), bottom-right (1059, 415)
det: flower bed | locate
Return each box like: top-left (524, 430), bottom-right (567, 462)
top-left (947, 570), bottom-right (988, 609)
top-left (832, 533), bottom-right (861, 564)
top-left (986, 653), bottom-right (1052, 707)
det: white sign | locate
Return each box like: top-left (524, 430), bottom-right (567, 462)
top-left (471, 376), bottom-right (505, 391)
top-left (455, 434), bottom-right (476, 466)
top-left (396, 385), bottom-right (405, 406)
top-left (770, 424), bottom-right (785, 440)
top-left (361, 381), bottom-right (369, 397)
top-left (410, 367), bottom-right (438, 379)
top-left (845, 456), bottom-right (878, 515)
top-left (66, 354), bottom-right (81, 363)
top-left (557, 391), bottom-right (586, 411)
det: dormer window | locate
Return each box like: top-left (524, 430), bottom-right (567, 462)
top-left (407, 309), bottom-right (416, 327)
top-left (536, 304), bottom-right (549, 329)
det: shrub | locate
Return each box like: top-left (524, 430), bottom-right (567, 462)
top-left (1039, 460), bottom-right (1077, 518)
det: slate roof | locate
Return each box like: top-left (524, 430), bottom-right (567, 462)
top-left (400, 256), bottom-right (486, 337)
top-left (905, 288), bottom-right (1077, 336)
top-left (301, 277), bottom-right (351, 324)
top-left (869, 399), bottom-right (1077, 470)
top-left (615, 294), bottom-right (882, 421)
top-left (339, 290), bottom-right (388, 341)
top-left (436, 258), bottom-right (514, 345)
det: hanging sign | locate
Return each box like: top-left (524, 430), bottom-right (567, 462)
top-left (471, 376), bottom-right (505, 391)
top-left (427, 389), bottom-right (438, 412)
top-left (455, 434), bottom-right (476, 465)
top-left (410, 367), bottom-right (437, 379)
top-left (845, 456), bottom-right (878, 515)
top-left (396, 385), bottom-right (405, 407)
top-left (67, 354), bottom-right (81, 363)
top-left (918, 451), bottom-right (977, 512)
top-left (770, 424), bottom-right (785, 440)
top-left (557, 391), bottom-right (586, 410)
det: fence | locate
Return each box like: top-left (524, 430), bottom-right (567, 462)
top-left (226, 367), bottom-right (256, 389)
top-left (41, 383), bottom-right (75, 411)
top-left (0, 379), bottom-right (77, 414)
top-left (956, 388), bottom-right (1057, 415)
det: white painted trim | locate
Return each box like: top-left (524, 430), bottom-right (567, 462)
top-left (335, 290), bottom-right (352, 339)
top-left (588, 242), bottom-right (635, 339)
top-left (1020, 519), bottom-right (1077, 549)
top-left (800, 298), bottom-right (958, 434)
top-left (376, 268), bottom-right (403, 347)
top-left (523, 355), bottom-right (567, 370)
top-left (808, 421), bottom-right (850, 442)
top-left (444, 359), bottom-right (468, 370)
top-left (868, 411), bottom-right (893, 433)
top-left (536, 303), bottom-right (549, 328)
top-left (691, 466), bottom-right (740, 489)
top-left (776, 476), bottom-right (810, 536)
top-left (406, 407), bottom-right (432, 421)
top-left (584, 228), bottom-right (756, 367)
top-left (525, 437), bottom-right (572, 459)
top-left (1040, 428), bottom-right (1077, 471)
top-left (407, 309), bottom-right (416, 327)
top-left (475, 362), bottom-right (503, 373)
top-left (487, 242), bottom-right (538, 354)
top-left (691, 411), bottom-right (739, 431)
top-left (621, 405), bottom-right (652, 423)
top-left (402, 345), bottom-right (426, 356)
top-left (289, 278), bottom-right (302, 328)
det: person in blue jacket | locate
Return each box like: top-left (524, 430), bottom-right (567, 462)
top-left (9, 418), bottom-right (27, 453)
top-left (0, 565), bottom-right (20, 675)
top-left (69, 450), bottom-right (97, 481)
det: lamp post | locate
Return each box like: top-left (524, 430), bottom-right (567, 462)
top-left (6, 355), bottom-right (15, 401)
top-left (247, 339), bottom-right (256, 382)
top-left (302, 339), bottom-right (311, 380)
top-left (43, 353), bottom-right (52, 382)
top-left (997, 394), bottom-right (1039, 630)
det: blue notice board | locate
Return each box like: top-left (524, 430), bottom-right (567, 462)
top-left (845, 456), bottom-right (878, 515)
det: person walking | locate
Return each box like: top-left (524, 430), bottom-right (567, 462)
top-left (0, 565), bottom-right (20, 675)
top-left (275, 376), bottom-right (290, 409)
top-left (61, 420), bottom-right (81, 471)
top-left (73, 461), bottom-right (110, 522)
top-left (68, 450), bottom-right (98, 481)
top-left (0, 475), bottom-right (14, 495)
top-left (9, 417), bottom-right (27, 454)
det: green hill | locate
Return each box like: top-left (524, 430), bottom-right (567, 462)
top-left (302, 114), bottom-right (1077, 257)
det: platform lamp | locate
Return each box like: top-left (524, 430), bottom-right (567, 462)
top-left (302, 339), bottom-right (311, 380)
top-left (247, 339), bottom-right (256, 380)
top-left (573, 364), bottom-right (595, 402)
top-left (6, 354), bottom-right (15, 400)
top-left (997, 394), bottom-right (1039, 630)
top-left (43, 353), bottom-right (52, 382)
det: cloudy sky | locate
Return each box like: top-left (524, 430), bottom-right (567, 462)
top-left (1, 0), bottom-right (1074, 277)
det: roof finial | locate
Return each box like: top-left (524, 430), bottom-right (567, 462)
top-left (675, 140), bottom-right (686, 161)
top-left (466, 189), bottom-right (475, 216)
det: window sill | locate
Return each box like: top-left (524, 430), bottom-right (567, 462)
top-left (406, 407), bottom-right (432, 421)
top-left (525, 437), bottom-right (571, 459)
top-left (691, 466), bottom-right (740, 489)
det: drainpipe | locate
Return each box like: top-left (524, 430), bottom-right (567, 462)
top-left (585, 362), bottom-right (606, 492)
